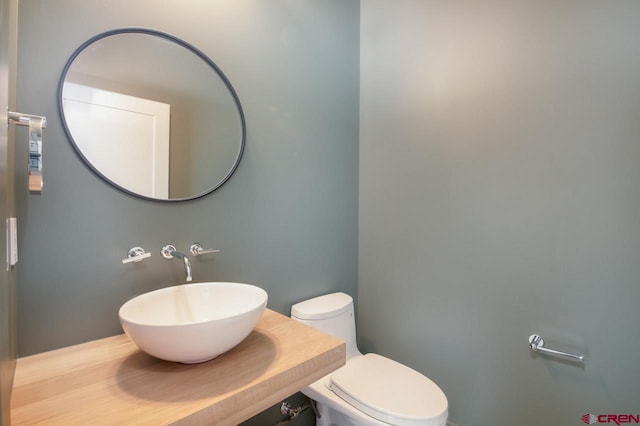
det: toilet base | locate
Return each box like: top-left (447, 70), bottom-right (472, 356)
top-left (313, 399), bottom-right (386, 426)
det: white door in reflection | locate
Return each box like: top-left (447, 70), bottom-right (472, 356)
top-left (62, 82), bottom-right (170, 198)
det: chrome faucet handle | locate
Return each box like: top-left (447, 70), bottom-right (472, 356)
top-left (189, 242), bottom-right (220, 257)
top-left (122, 246), bottom-right (151, 264)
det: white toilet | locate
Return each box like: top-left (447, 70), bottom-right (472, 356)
top-left (291, 292), bottom-right (448, 426)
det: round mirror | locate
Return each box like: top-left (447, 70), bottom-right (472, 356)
top-left (58, 28), bottom-right (246, 201)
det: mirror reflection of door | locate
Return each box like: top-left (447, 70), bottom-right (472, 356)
top-left (62, 82), bottom-right (170, 199)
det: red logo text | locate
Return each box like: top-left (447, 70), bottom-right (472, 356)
top-left (583, 414), bottom-right (640, 425)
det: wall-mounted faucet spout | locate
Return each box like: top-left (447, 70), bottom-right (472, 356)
top-left (161, 245), bottom-right (193, 282)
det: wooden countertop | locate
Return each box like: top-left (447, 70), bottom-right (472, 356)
top-left (11, 309), bottom-right (345, 425)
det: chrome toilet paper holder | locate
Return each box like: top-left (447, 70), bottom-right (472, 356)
top-left (528, 334), bottom-right (585, 364)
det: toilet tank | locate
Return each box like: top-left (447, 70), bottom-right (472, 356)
top-left (291, 292), bottom-right (361, 359)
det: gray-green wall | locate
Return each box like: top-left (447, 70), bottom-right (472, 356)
top-left (16, 0), bottom-right (359, 358)
top-left (359, 1), bottom-right (640, 425)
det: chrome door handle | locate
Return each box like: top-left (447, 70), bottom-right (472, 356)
top-left (8, 111), bottom-right (47, 194)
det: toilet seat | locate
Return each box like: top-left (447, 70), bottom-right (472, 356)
top-left (328, 353), bottom-right (448, 426)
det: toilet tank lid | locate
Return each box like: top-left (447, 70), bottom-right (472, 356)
top-left (291, 292), bottom-right (353, 320)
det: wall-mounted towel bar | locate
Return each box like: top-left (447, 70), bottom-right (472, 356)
top-left (8, 111), bottom-right (47, 194)
top-left (528, 334), bottom-right (585, 364)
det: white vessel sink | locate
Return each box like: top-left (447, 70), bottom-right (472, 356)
top-left (119, 282), bottom-right (268, 363)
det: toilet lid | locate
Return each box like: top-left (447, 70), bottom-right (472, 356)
top-left (328, 353), bottom-right (448, 426)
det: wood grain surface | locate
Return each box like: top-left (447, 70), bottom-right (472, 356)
top-left (11, 309), bottom-right (345, 425)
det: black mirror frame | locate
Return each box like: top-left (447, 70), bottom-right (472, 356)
top-left (57, 27), bottom-right (246, 202)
